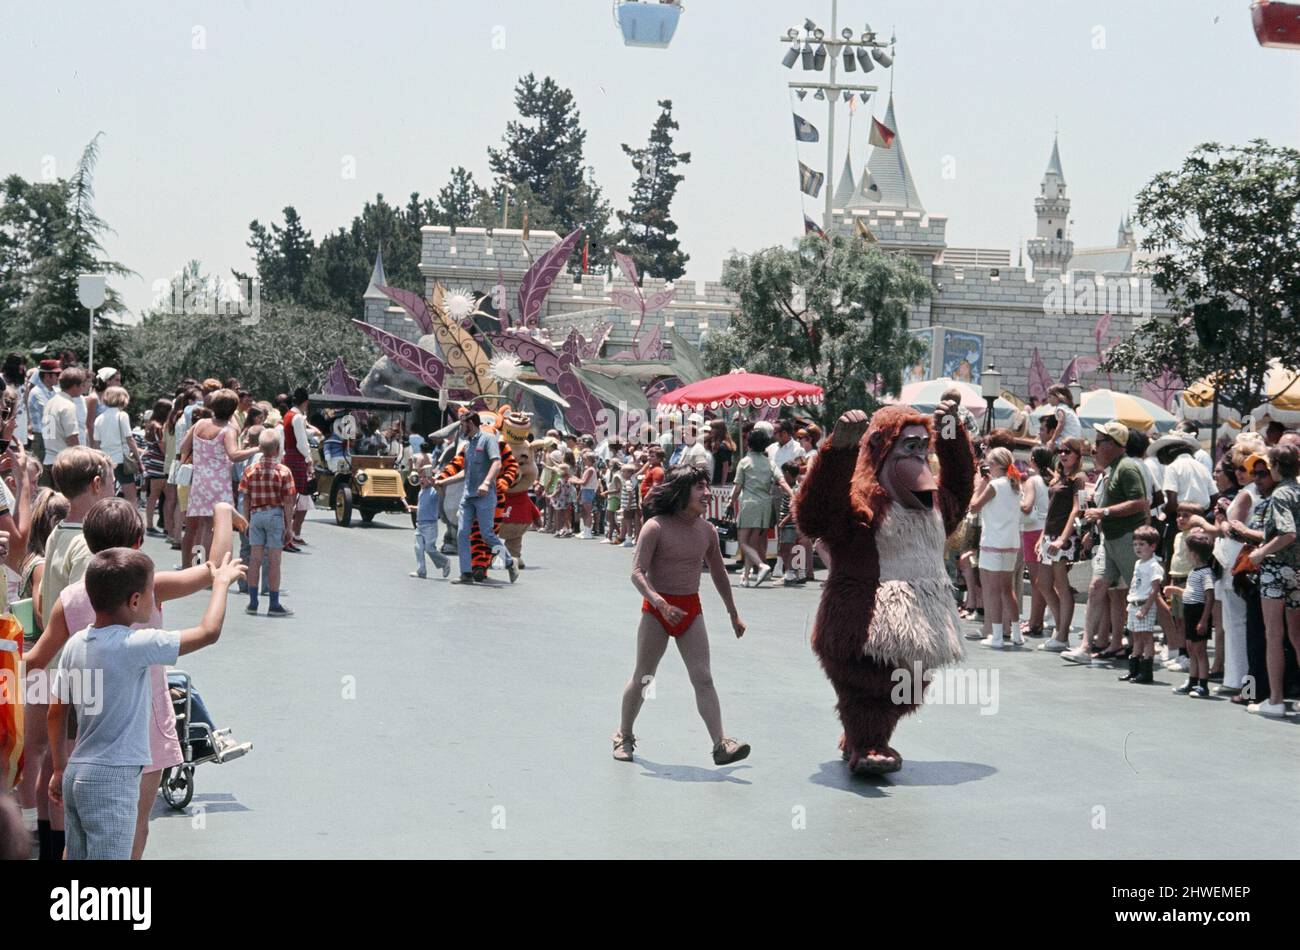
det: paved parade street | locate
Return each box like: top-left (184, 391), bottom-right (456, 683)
top-left (143, 513), bottom-right (1299, 860)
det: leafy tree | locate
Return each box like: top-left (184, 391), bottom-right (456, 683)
top-left (1103, 140), bottom-right (1300, 419)
top-left (436, 167), bottom-right (490, 228)
top-left (615, 100), bottom-right (691, 282)
top-left (0, 134), bottom-right (132, 346)
top-left (247, 206), bottom-right (314, 302)
top-left (487, 73), bottom-right (612, 268)
top-left (702, 234), bottom-right (932, 427)
top-left (126, 262), bottom-right (377, 404)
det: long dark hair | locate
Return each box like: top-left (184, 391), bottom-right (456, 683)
top-left (643, 466), bottom-right (710, 519)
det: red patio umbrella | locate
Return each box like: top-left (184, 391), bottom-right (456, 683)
top-left (657, 371), bottom-right (825, 412)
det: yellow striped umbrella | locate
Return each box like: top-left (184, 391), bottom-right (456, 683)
top-left (1181, 361), bottom-right (1300, 426)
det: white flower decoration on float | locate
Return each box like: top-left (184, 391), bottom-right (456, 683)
top-left (444, 288), bottom-right (478, 321)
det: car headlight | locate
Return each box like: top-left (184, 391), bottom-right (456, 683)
top-left (355, 472), bottom-right (368, 485)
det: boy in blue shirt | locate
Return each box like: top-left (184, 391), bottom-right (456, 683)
top-left (406, 464), bottom-right (451, 579)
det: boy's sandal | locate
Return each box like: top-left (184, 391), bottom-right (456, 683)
top-left (612, 732), bottom-right (636, 762)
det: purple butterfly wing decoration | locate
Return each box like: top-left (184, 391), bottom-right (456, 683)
top-left (610, 289), bottom-right (642, 313)
top-left (490, 331), bottom-right (605, 434)
top-left (351, 320), bottom-right (447, 390)
top-left (1028, 348), bottom-right (1052, 402)
top-left (377, 285), bottom-right (434, 335)
top-left (326, 357), bottom-right (363, 397)
top-left (516, 229), bottom-right (583, 329)
top-left (642, 288), bottom-right (676, 314)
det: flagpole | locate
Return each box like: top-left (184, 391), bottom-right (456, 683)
top-left (824, 0), bottom-right (838, 234)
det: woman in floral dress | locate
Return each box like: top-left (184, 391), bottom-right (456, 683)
top-left (178, 389), bottom-right (259, 568)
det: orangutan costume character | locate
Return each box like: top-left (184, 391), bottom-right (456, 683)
top-left (795, 403), bottom-right (974, 775)
top-left (440, 409), bottom-right (520, 580)
top-left (498, 410), bottom-right (541, 568)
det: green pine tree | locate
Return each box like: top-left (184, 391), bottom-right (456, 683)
top-left (3, 133), bottom-right (132, 347)
top-left (436, 167), bottom-right (490, 229)
top-left (615, 100), bottom-right (691, 282)
top-left (247, 206), bottom-right (314, 302)
top-left (487, 74), bottom-right (612, 268)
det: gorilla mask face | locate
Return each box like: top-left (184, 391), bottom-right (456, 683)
top-left (880, 424), bottom-right (936, 510)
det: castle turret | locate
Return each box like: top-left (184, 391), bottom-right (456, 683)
top-left (363, 247), bottom-right (388, 323)
top-left (1026, 135), bottom-right (1073, 274)
top-left (1118, 212), bottom-right (1135, 249)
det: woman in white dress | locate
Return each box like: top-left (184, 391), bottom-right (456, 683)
top-left (970, 447), bottom-right (1024, 648)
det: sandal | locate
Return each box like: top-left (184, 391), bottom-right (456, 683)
top-left (612, 731), bottom-right (636, 762)
top-left (712, 737), bottom-right (751, 765)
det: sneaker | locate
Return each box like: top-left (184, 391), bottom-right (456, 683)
top-left (410, 571), bottom-right (427, 579)
top-left (712, 737), bottom-right (751, 765)
top-left (1010, 633), bottom-right (1026, 647)
top-left (621, 539), bottom-right (635, 548)
top-left (267, 605), bottom-right (294, 617)
top-left (245, 605), bottom-right (259, 615)
top-left (1172, 679), bottom-right (1194, 695)
top-left (612, 731), bottom-right (636, 762)
top-left (1246, 700), bottom-right (1286, 717)
top-left (1189, 684), bottom-right (1210, 699)
top-left (1061, 647), bottom-right (1092, 664)
top-left (507, 560), bottom-right (519, 584)
top-left (963, 630), bottom-right (985, 640)
top-left (1164, 656), bottom-right (1190, 672)
top-left (454, 573), bottom-right (476, 585)
top-left (982, 635), bottom-right (1005, 649)
top-left (755, 565), bottom-right (773, 587)
top-left (441, 562), bottom-right (452, 579)
top-left (1040, 638), bottom-right (1070, 652)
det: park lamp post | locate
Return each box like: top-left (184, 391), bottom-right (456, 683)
top-left (981, 365), bottom-right (1002, 436)
top-left (77, 274), bottom-right (107, 375)
top-left (780, 1), bottom-right (895, 233)
top-left (1068, 379), bottom-right (1083, 409)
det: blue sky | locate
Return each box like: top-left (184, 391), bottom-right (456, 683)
top-left (2, 0), bottom-right (1297, 316)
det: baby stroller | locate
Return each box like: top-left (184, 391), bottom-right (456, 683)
top-left (158, 670), bottom-right (252, 810)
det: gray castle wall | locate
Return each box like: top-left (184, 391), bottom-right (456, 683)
top-left (362, 224), bottom-right (1170, 400)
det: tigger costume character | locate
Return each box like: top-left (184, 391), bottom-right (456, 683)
top-left (440, 409), bottom-right (519, 578)
top-left (497, 409), bottom-right (541, 568)
top-left (795, 403), bottom-right (974, 776)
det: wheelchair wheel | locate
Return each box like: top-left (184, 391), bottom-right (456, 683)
top-left (161, 765), bottom-right (195, 810)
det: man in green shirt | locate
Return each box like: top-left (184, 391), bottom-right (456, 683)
top-left (1083, 421), bottom-right (1151, 639)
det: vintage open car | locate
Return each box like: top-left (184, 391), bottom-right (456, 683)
top-left (308, 393), bottom-right (413, 526)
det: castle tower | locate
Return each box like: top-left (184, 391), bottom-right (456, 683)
top-left (1117, 212), bottom-right (1135, 249)
top-left (1026, 135), bottom-right (1073, 274)
top-left (362, 247), bottom-right (388, 323)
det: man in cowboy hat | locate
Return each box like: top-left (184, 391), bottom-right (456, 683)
top-left (1151, 429), bottom-right (1213, 523)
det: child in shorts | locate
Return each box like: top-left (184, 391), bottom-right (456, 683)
top-left (619, 462), bottom-right (640, 548)
top-left (1164, 532), bottom-right (1217, 698)
top-left (1119, 525), bottom-right (1164, 684)
top-left (602, 460), bottom-right (623, 544)
top-left (47, 547), bottom-right (245, 859)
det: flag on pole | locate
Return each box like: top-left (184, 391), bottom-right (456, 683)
top-left (848, 94), bottom-right (858, 114)
top-left (843, 90), bottom-right (854, 103)
top-left (869, 117), bottom-right (896, 148)
top-left (582, 237), bottom-right (590, 274)
top-left (798, 162), bottom-right (825, 198)
top-left (792, 114), bottom-right (819, 142)
top-left (861, 169), bottom-right (881, 200)
top-left (804, 215), bottom-right (827, 239)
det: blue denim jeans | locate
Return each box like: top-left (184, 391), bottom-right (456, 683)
top-left (414, 523), bottom-right (450, 575)
top-left (458, 488), bottom-right (512, 575)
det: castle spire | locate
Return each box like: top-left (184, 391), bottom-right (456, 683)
top-left (364, 247), bottom-right (388, 300)
top-left (848, 95), bottom-right (924, 213)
